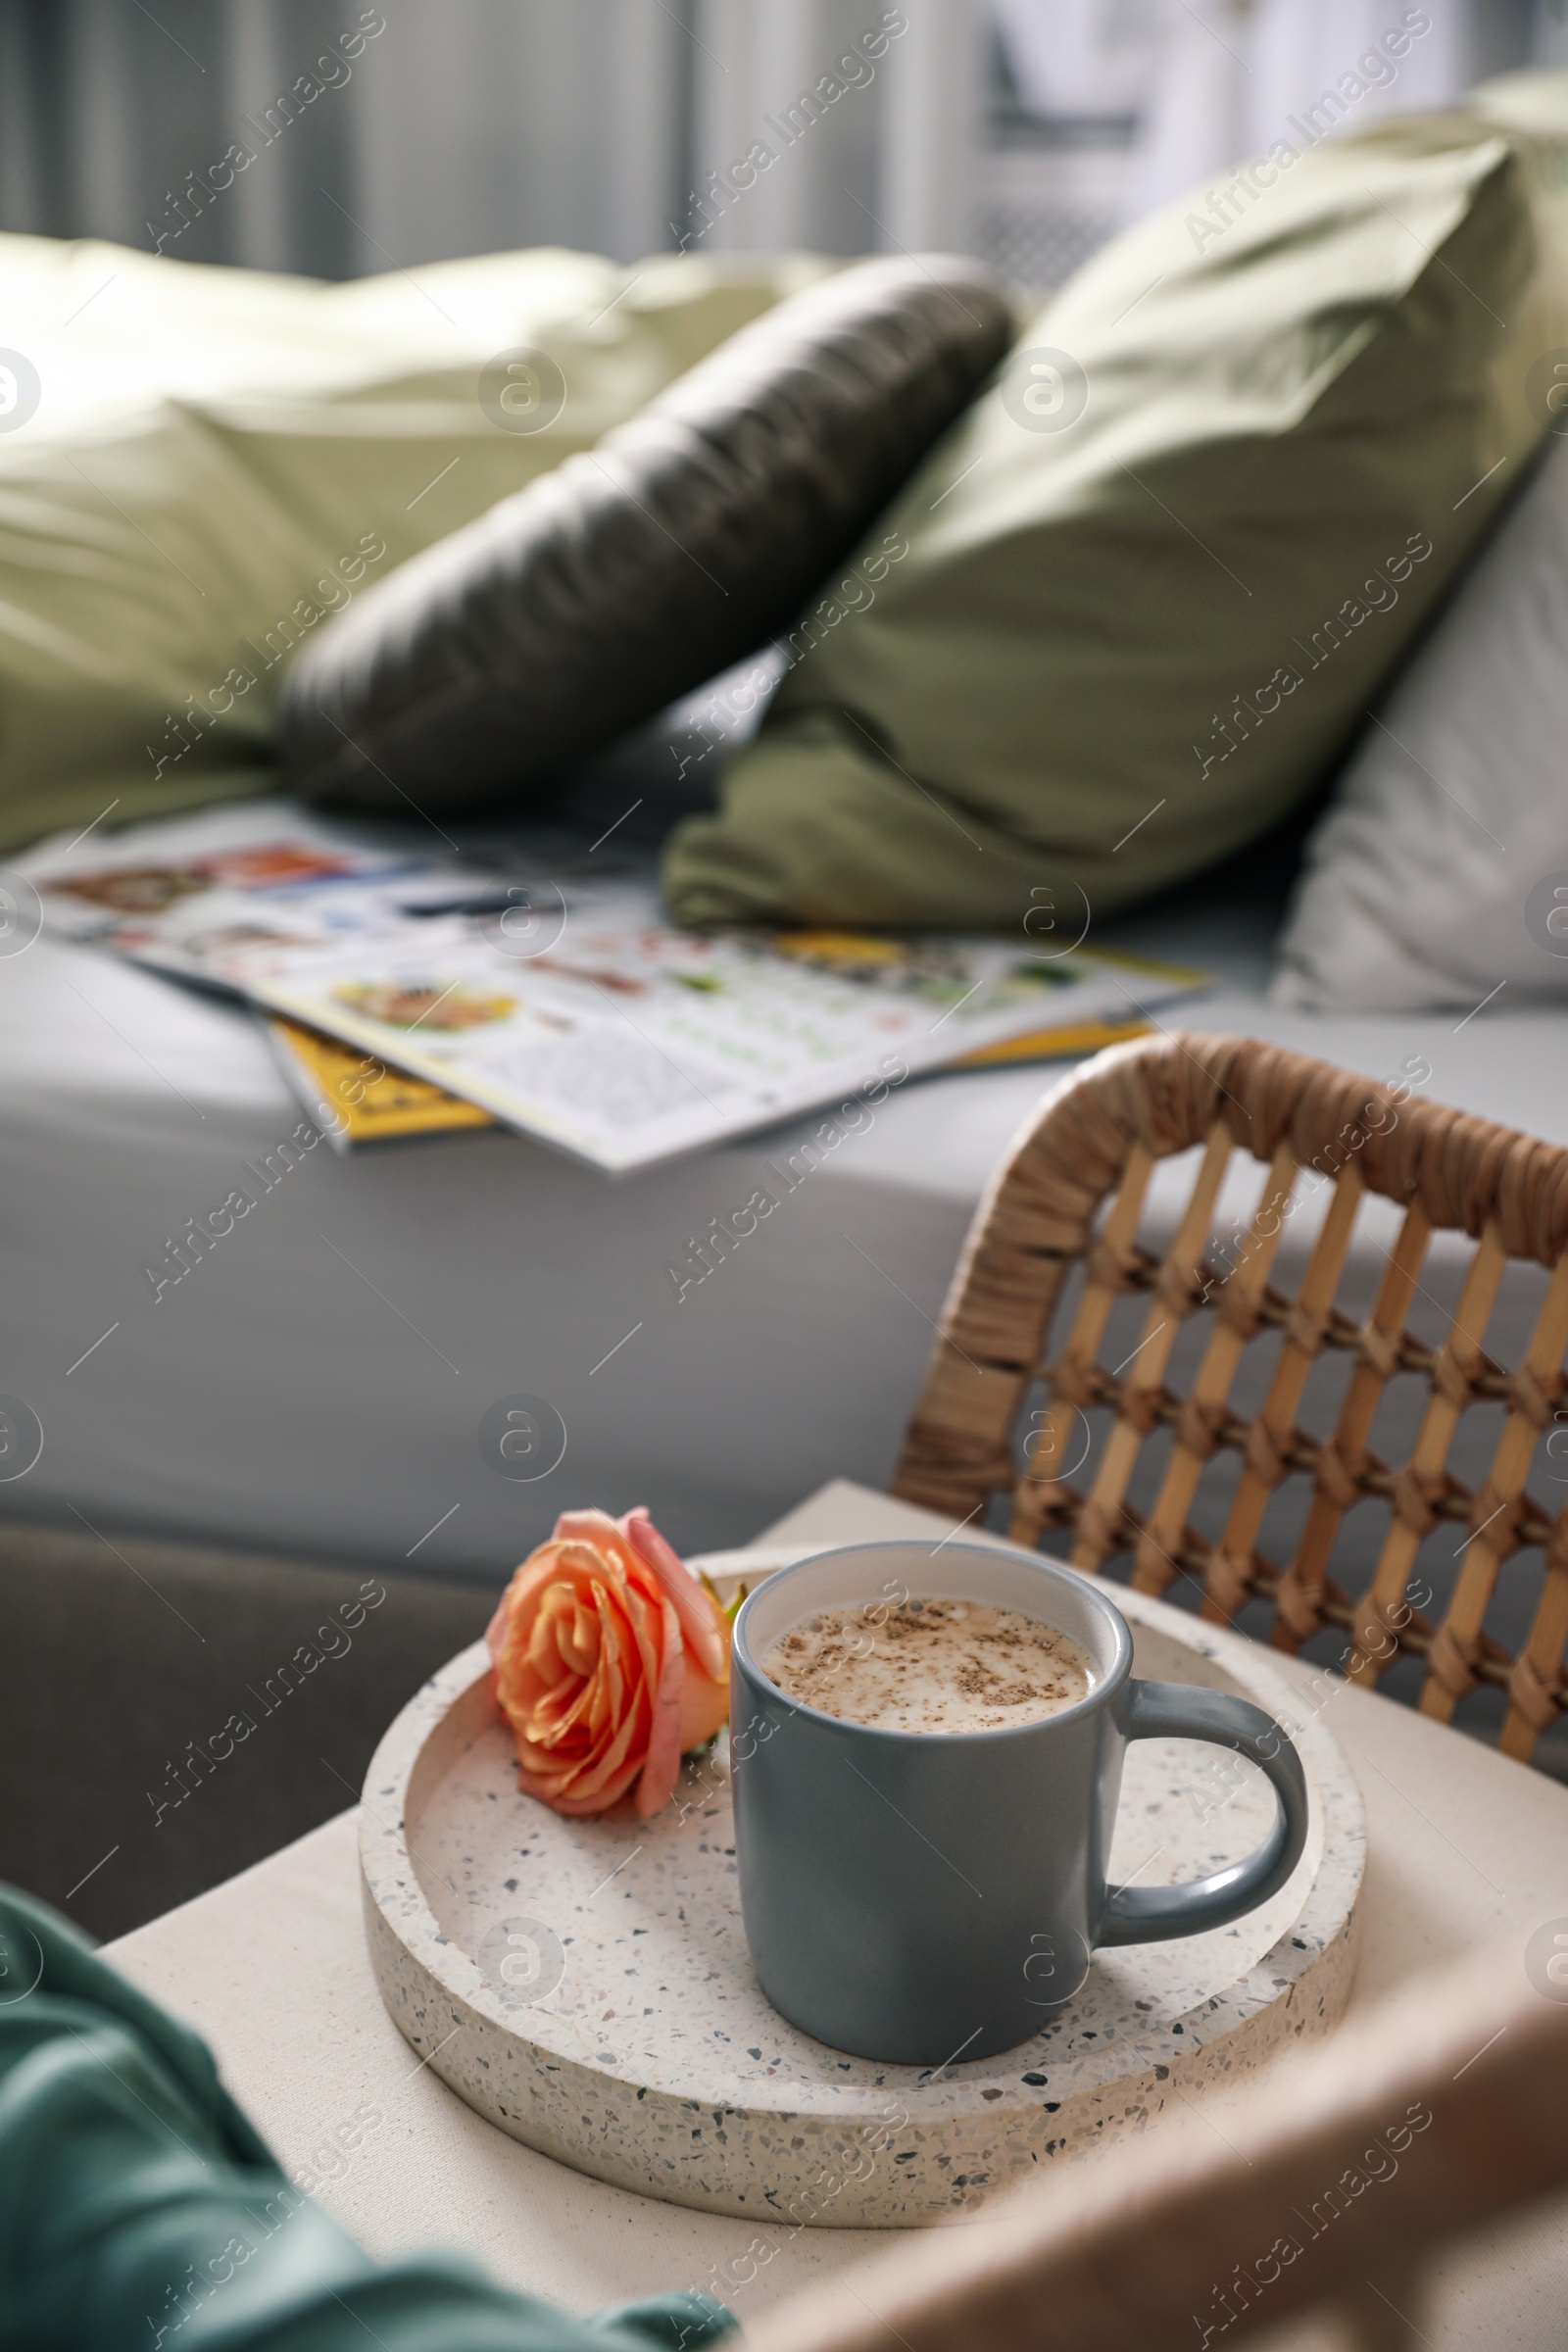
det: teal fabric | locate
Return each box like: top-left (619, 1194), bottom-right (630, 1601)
top-left (0, 1886), bottom-right (733, 2352)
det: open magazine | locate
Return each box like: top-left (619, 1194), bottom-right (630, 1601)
top-left (20, 802), bottom-right (1205, 1174)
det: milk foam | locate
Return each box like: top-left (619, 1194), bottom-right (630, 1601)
top-left (760, 1597), bottom-right (1093, 1733)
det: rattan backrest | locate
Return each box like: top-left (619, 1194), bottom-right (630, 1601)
top-left (749, 1948), bottom-right (1568, 2352)
top-left (893, 1032), bottom-right (1568, 1765)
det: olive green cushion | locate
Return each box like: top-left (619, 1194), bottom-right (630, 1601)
top-left (0, 238), bottom-right (818, 853)
top-left (662, 80), bottom-right (1568, 930)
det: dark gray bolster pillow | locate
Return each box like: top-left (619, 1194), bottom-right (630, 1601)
top-left (277, 255), bottom-right (1012, 815)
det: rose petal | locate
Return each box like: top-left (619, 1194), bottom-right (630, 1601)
top-left (677, 1656), bottom-right (732, 1753)
top-left (618, 1507), bottom-right (730, 1681)
top-left (634, 1584), bottom-right (686, 1817)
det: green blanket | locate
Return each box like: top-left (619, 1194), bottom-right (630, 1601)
top-left (0, 1885), bottom-right (731, 2351)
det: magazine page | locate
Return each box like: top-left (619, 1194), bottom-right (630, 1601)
top-left (16, 800), bottom-right (524, 983)
top-left (20, 804), bottom-right (1206, 1173)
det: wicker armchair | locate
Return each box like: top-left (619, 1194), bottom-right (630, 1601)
top-left (753, 1947), bottom-right (1568, 2352)
top-left (893, 1032), bottom-right (1568, 1765)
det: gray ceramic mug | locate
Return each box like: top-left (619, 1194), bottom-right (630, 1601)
top-left (730, 1540), bottom-right (1309, 2064)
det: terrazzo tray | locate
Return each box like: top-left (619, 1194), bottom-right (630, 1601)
top-left (360, 1545), bottom-right (1365, 2226)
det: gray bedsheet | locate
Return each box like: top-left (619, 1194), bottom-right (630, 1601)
top-left (2, 862), bottom-right (1561, 1575)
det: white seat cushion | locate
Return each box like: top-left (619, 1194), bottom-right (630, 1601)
top-left (2, 886), bottom-right (1561, 1576)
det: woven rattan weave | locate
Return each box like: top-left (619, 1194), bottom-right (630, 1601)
top-left (893, 1033), bottom-right (1568, 1764)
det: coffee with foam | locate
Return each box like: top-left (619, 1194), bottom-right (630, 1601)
top-left (761, 1596), bottom-right (1093, 1734)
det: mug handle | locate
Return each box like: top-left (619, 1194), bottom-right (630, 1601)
top-left (1098, 1680), bottom-right (1309, 1946)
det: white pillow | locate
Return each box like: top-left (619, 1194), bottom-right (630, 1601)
top-left (1272, 433), bottom-right (1568, 1010)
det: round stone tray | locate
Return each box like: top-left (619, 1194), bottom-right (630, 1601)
top-left (360, 1545), bottom-right (1364, 2227)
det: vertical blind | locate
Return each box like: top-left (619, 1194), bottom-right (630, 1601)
top-left (0, 0), bottom-right (948, 278)
top-left (0, 0), bottom-right (1546, 291)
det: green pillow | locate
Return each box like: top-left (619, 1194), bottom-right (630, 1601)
top-left (0, 238), bottom-right (818, 853)
top-left (662, 80), bottom-right (1568, 929)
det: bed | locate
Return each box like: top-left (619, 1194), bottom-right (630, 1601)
top-left (4, 823), bottom-right (1559, 1589)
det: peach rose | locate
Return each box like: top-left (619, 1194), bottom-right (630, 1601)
top-left (485, 1506), bottom-right (730, 1818)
